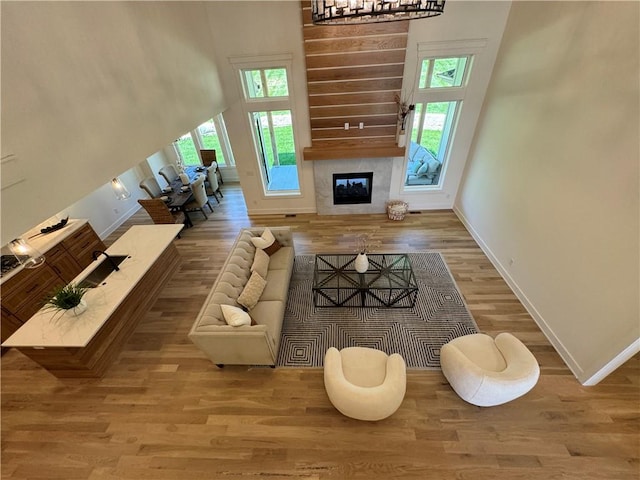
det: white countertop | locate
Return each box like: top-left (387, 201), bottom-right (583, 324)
top-left (2, 224), bottom-right (182, 348)
top-left (0, 219), bottom-right (91, 285)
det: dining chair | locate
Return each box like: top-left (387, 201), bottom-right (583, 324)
top-left (139, 177), bottom-right (162, 198)
top-left (200, 149), bottom-right (223, 185)
top-left (158, 164), bottom-right (179, 185)
top-left (137, 199), bottom-right (188, 237)
top-left (185, 174), bottom-right (213, 220)
top-left (205, 165), bottom-right (223, 203)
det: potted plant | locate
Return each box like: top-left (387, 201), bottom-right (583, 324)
top-left (44, 283), bottom-right (89, 317)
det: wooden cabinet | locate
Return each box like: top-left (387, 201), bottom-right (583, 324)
top-left (1, 222), bottom-right (106, 342)
top-left (1, 307), bottom-right (23, 344)
top-left (62, 223), bottom-right (106, 268)
top-left (46, 244), bottom-right (83, 283)
top-left (1, 263), bottom-right (62, 315)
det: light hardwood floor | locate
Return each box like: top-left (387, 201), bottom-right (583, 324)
top-left (2, 184), bottom-right (638, 479)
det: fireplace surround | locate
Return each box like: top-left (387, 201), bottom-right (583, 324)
top-left (313, 157), bottom-right (394, 215)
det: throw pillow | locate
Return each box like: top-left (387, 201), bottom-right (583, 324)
top-left (426, 157), bottom-right (441, 175)
top-left (251, 248), bottom-right (270, 279)
top-left (250, 227), bottom-right (282, 256)
top-left (416, 162), bottom-right (429, 177)
top-left (220, 304), bottom-right (252, 327)
top-left (237, 271), bottom-right (267, 310)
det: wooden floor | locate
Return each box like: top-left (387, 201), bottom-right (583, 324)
top-left (2, 184), bottom-right (638, 479)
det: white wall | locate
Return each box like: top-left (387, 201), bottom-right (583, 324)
top-left (205, 1), bottom-right (316, 215)
top-left (1, 1), bottom-right (225, 244)
top-left (455, 1), bottom-right (640, 383)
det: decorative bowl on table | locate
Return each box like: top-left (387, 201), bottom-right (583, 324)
top-left (180, 186), bottom-right (190, 192)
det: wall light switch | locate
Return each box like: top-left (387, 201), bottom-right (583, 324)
top-left (359, 122), bottom-right (364, 129)
top-left (344, 122), bottom-right (349, 130)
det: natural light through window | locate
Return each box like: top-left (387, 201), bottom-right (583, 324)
top-left (405, 55), bottom-right (470, 189)
top-left (236, 59), bottom-right (300, 194)
top-left (243, 68), bottom-right (289, 99)
top-left (173, 114), bottom-right (234, 169)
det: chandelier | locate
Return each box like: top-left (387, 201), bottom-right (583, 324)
top-left (311, 0), bottom-right (446, 24)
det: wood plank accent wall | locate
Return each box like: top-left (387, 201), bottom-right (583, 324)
top-left (301, 1), bottom-right (407, 160)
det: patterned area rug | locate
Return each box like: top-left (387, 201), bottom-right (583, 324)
top-left (276, 252), bottom-right (478, 369)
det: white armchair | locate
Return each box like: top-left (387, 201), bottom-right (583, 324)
top-left (324, 347), bottom-right (406, 421)
top-left (440, 332), bottom-right (540, 407)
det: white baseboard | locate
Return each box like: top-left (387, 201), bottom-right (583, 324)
top-left (99, 204), bottom-right (142, 239)
top-left (452, 206), bottom-right (587, 383)
top-left (247, 206), bottom-right (316, 216)
top-left (582, 338), bottom-right (640, 386)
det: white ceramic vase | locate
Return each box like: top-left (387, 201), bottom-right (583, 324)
top-left (355, 253), bottom-right (369, 273)
top-left (69, 299), bottom-right (87, 317)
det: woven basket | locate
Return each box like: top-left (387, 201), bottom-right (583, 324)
top-left (387, 200), bottom-right (408, 221)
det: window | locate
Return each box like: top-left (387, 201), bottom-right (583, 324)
top-left (174, 132), bottom-right (199, 166)
top-left (233, 56), bottom-right (300, 194)
top-left (404, 54), bottom-right (471, 189)
top-left (173, 113), bottom-right (235, 168)
top-left (243, 68), bottom-right (289, 99)
top-left (418, 57), bottom-right (469, 89)
top-left (195, 115), bottom-right (233, 166)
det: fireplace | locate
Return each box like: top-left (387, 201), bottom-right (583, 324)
top-left (333, 172), bottom-right (373, 205)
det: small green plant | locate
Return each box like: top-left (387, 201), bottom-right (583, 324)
top-left (44, 283), bottom-right (88, 312)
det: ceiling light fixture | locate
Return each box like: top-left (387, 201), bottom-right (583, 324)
top-left (311, 0), bottom-right (445, 24)
top-left (8, 238), bottom-right (45, 269)
top-left (111, 177), bottom-right (131, 200)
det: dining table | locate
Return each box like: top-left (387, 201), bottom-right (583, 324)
top-left (159, 165), bottom-right (207, 227)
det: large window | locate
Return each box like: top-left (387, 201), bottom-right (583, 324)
top-left (175, 132), bottom-right (199, 166)
top-left (404, 55), bottom-right (471, 189)
top-left (235, 58), bottom-right (300, 194)
top-left (173, 113), bottom-right (234, 168)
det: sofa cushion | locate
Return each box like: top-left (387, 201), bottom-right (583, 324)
top-left (268, 246), bottom-right (295, 270)
top-left (251, 227), bottom-right (282, 256)
top-left (221, 304), bottom-right (252, 327)
top-left (426, 157), bottom-right (441, 176)
top-left (251, 248), bottom-right (270, 279)
top-left (262, 269), bottom-right (293, 301)
top-left (237, 271), bottom-right (267, 310)
top-left (250, 300), bottom-right (286, 350)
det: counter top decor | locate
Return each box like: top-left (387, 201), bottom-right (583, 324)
top-left (43, 283), bottom-right (89, 318)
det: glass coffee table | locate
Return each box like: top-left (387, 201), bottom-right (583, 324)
top-left (313, 254), bottom-right (418, 308)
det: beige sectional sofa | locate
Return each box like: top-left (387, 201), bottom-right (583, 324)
top-left (188, 226), bottom-right (295, 367)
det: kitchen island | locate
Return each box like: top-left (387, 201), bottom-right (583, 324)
top-left (2, 224), bottom-right (182, 377)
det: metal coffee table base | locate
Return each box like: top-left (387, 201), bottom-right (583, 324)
top-left (312, 254), bottom-right (418, 308)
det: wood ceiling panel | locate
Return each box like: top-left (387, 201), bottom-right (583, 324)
top-left (308, 91), bottom-right (398, 107)
top-left (305, 50), bottom-right (406, 69)
top-left (309, 104), bottom-right (398, 118)
top-left (306, 64), bottom-right (405, 82)
top-left (307, 78), bottom-right (403, 95)
top-left (310, 114), bottom-right (397, 129)
top-left (311, 125), bottom-right (397, 139)
top-left (301, 0), bottom-right (409, 158)
top-left (304, 35), bottom-right (407, 55)
top-left (303, 21), bottom-right (408, 40)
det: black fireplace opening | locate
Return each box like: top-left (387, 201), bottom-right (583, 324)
top-left (333, 172), bottom-right (373, 205)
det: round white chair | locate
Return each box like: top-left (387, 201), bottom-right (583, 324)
top-left (440, 332), bottom-right (540, 407)
top-left (323, 346), bottom-right (406, 421)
